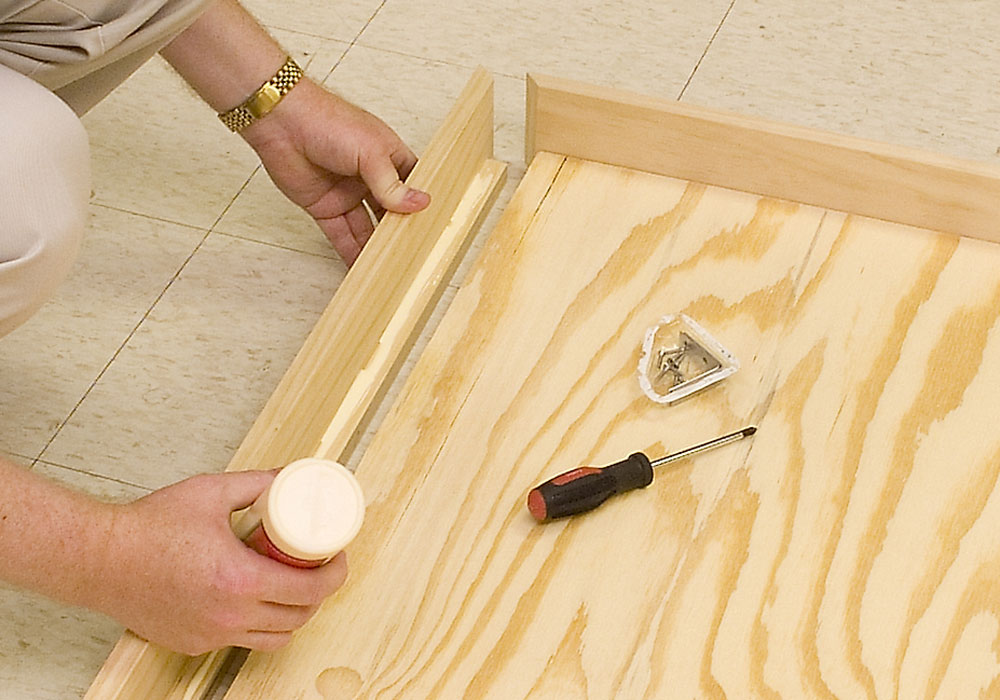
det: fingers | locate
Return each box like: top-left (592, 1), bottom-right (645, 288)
top-left (217, 470), bottom-right (277, 512)
top-left (251, 601), bottom-right (319, 633)
top-left (240, 630), bottom-right (296, 652)
top-left (320, 216), bottom-right (363, 266)
top-left (359, 146), bottom-right (430, 215)
top-left (252, 551), bottom-right (348, 608)
top-left (318, 204), bottom-right (378, 266)
top-left (392, 145), bottom-right (419, 181)
top-left (223, 554), bottom-right (348, 650)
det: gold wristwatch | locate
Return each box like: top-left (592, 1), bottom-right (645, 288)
top-left (218, 56), bottom-right (304, 133)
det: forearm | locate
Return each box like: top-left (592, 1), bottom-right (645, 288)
top-left (0, 455), bottom-right (113, 610)
top-left (159, 0), bottom-right (430, 264)
top-left (159, 0), bottom-right (287, 113)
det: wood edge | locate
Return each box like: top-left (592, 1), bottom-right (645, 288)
top-left (222, 64), bottom-right (494, 475)
top-left (84, 69), bottom-right (500, 700)
top-left (338, 158), bottom-right (507, 467)
top-left (525, 73), bottom-right (538, 166)
top-left (82, 633), bottom-right (190, 700)
top-left (528, 72), bottom-right (1000, 179)
top-left (341, 151), bottom-right (561, 478)
top-left (220, 159), bottom-right (506, 694)
top-left (528, 72), bottom-right (1000, 242)
top-left (346, 152), bottom-right (566, 476)
top-left (312, 157), bottom-right (508, 460)
top-left (409, 65), bottom-right (494, 185)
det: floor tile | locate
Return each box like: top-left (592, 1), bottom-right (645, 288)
top-left (242, 0), bottom-right (382, 43)
top-left (0, 583), bottom-right (122, 700)
top-left (682, 1), bottom-right (1000, 162)
top-left (213, 166), bottom-right (345, 259)
top-left (359, 0), bottom-right (734, 97)
top-left (33, 460), bottom-right (152, 500)
top-left (316, 43), bottom-right (528, 168)
top-left (41, 234), bottom-right (344, 490)
top-left (81, 57), bottom-right (257, 231)
top-left (0, 206), bottom-right (204, 459)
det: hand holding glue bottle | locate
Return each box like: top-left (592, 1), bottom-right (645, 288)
top-left (232, 458), bottom-right (366, 568)
top-left (7, 460), bottom-right (367, 657)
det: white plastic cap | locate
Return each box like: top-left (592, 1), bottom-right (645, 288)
top-left (262, 458), bottom-right (365, 561)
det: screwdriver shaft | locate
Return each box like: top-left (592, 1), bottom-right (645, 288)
top-left (649, 425), bottom-right (757, 469)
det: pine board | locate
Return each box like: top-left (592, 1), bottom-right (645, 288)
top-left (527, 73), bottom-right (1000, 244)
top-left (222, 140), bottom-right (1000, 697)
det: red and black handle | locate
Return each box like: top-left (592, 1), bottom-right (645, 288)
top-left (526, 453), bottom-right (655, 522)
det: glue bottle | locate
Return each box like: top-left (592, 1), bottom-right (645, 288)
top-left (231, 458), bottom-right (365, 568)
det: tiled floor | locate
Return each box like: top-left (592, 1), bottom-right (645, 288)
top-left (2, 1), bottom-right (999, 697)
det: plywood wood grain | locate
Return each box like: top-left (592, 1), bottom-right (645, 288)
top-left (217, 149), bottom-right (1000, 698)
top-left (708, 215), bottom-right (1000, 699)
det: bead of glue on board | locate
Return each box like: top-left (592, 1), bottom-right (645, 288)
top-left (232, 459), bottom-right (365, 569)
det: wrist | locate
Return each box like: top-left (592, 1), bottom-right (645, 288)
top-left (238, 75), bottom-right (321, 148)
top-left (59, 499), bottom-right (119, 612)
top-left (218, 56), bottom-right (305, 133)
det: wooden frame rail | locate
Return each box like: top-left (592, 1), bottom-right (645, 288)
top-left (527, 72), bottom-right (1000, 242)
top-left (83, 67), bottom-right (505, 700)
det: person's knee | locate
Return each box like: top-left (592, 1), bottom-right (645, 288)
top-left (0, 68), bottom-right (91, 337)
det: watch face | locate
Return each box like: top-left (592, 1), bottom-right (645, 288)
top-left (246, 83), bottom-right (283, 119)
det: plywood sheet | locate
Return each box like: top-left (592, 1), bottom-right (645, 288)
top-left (224, 140), bottom-right (1000, 696)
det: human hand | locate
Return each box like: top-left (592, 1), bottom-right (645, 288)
top-left (93, 471), bottom-right (348, 655)
top-left (242, 77), bottom-right (431, 265)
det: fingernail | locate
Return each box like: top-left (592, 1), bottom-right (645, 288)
top-left (405, 188), bottom-right (430, 207)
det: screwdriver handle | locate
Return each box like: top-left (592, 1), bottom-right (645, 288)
top-left (526, 453), bottom-right (654, 521)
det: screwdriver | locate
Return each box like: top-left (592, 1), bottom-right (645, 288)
top-left (526, 426), bottom-right (757, 522)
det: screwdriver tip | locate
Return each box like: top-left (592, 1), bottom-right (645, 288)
top-left (743, 426), bottom-right (758, 437)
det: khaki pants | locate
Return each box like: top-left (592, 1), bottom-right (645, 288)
top-left (0, 0), bottom-right (210, 338)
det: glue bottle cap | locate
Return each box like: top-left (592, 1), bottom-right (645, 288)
top-left (262, 458), bottom-right (365, 561)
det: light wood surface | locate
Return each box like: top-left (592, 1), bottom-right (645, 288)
top-left (527, 73), bottom-right (1000, 244)
top-left (223, 149), bottom-right (1000, 698)
top-left (84, 68), bottom-right (505, 700)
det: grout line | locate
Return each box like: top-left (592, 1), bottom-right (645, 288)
top-left (33, 179), bottom-right (255, 469)
top-left (677, 0), bottom-right (737, 101)
top-left (320, 0), bottom-right (389, 83)
top-left (349, 42), bottom-right (523, 81)
top-left (211, 230), bottom-right (342, 261)
top-left (89, 202), bottom-right (209, 232)
top-left (3, 451), bottom-right (35, 465)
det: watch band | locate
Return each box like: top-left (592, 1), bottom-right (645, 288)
top-left (218, 56), bottom-right (304, 133)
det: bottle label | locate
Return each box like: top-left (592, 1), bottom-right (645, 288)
top-left (244, 524), bottom-right (331, 569)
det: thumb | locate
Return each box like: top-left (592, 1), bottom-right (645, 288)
top-left (360, 152), bottom-right (430, 214)
top-left (219, 469), bottom-right (279, 511)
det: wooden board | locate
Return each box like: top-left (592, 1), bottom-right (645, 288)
top-left (220, 142), bottom-right (1000, 696)
top-left (527, 73), bottom-right (1000, 243)
top-left (84, 67), bottom-right (505, 700)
